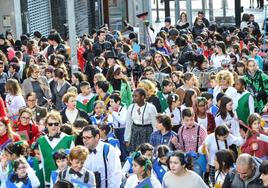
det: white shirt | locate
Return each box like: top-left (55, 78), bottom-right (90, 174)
top-left (213, 86), bottom-right (237, 105)
top-left (165, 107), bottom-right (181, 126)
top-left (233, 90), bottom-right (254, 114)
top-left (210, 53), bottom-right (230, 69)
top-left (5, 94), bottom-right (26, 119)
top-left (65, 108), bottom-right (78, 124)
top-left (124, 175), bottom-right (162, 188)
top-left (84, 141), bottom-right (122, 188)
top-left (198, 133), bottom-right (244, 165)
top-left (112, 106), bottom-right (127, 129)
top-left (197, 116), bottom-right (208, 130)
top-left (215, 170), bottom-right (227, 186)
top-left (125, 102), bottom-right (157, 142)
top-left (215, 113), bottom-right (241, 137)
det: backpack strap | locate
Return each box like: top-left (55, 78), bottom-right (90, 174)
top-left (181, 126), bottom-right (185, 151)
top-left (103, 143), bottom-right (110, 188)
top-left (196, 126), bottom-right (201, 153)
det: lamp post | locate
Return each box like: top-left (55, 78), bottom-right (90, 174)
top-left (156, 0), bottom-right (160, 23)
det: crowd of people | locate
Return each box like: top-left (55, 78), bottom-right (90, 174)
top-left (1, 9), bottom-right (268, 188)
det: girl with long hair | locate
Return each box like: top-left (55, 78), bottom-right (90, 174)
top-left (124, 152), bottom-right (161, 188)
top-left (5, 79), bottom-right (26, 121)
top-left (162, 151), bottom-right (207, 188)
top-left (241, 113), bottom-right (268, 160)
top-left (165, 94), bottom-right (181, 132)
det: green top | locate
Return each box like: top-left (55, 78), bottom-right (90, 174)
top-left (236, 92), bottom-right (250, 124)
top-left (37, 135), bottom-right (74, 183)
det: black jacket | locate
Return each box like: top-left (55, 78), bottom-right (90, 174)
top-left (60, 108), bottom-right (90, 124)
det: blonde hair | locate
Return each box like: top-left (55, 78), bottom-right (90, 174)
top-left (69, 145), bottom-right (89, 161)
top-left (137, 79), bottom-right (156, 97)
top-left (62, 92), bottom-right (77, 103)
top-left (216, 70), bottom-right (234, 86)
top-left (94, 73), bottom-right (106, 83)
top-left (5, 79), bottom-right (22, 96)
top-left (44, 111), bottom-right (62, 125)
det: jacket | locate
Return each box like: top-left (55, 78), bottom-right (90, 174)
top-left (222, 157), bottom-right (264, 188)
top-left (60, 108), bottom-right (90, 124)
top-left (22, 77), bottom-right (51, 101)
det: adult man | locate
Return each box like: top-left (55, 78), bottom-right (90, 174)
top-left (222, 153), bottom-right (264, 188)
top-left (26, 92), bottom-right (47, 124)
top-left (93, 30), bottom-right (106, 57)
top-left (83, 125), bottom-right (122, 188)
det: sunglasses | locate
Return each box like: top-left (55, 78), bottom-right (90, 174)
top-left (47, 122), bottom-right (60, 127)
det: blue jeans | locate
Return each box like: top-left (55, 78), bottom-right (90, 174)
top-left (114, 128), bottom-right (128, 161)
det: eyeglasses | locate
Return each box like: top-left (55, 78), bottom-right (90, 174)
top-left (20, 116), bottom-right (31, 120)
top-left (82, 136), bottom-right (94, 140)
top-left (47, 122), bottom-right (60, 127)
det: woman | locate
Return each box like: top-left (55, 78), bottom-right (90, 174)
top-left (5, 79), bottom-right (26, 121)
top-left (162, 151), bottom-right (207, 188)
top-left (124, 152), bottom-right (161, 188)
top-left (137, 79), bottom-right (161, 113)
top-left (171, 71), bottom-right (183, 89)
top-left (106, 64), bottom-right (132, 107)
top-left (152, 51), bottom-right (171, 75)
top-left (243, 58), bottom-right (268, 113)
top-left (195, 97), bottom-right (216, 134)
top-left (13, 107), bottom-right (40, 145)
top-left (0, 116), bottom-right (20, 151)
top-left (125, 88), bottom-right (158, 152)
top-left (176, 12), bottom-right (189, 29)
top-left (213, 70), bottom-right (237, 105)
top-left (60, 92), bottom-right (89, 124)
top-left (180, 89), bottom-right (197, 112)
top-left (71, 71), bottom-right (86, 93)
top-left (214, 149), bottom-right (235, 187)
top-left (260, 161), bottom-right (268, 187)
top-left (215, 96), bottom-right (240, 137)
top-left (210, 41), bottom-right (230, 69)
top-left (50, 68), bottom-right (71, 110)
top-left (22, 64), bottom-right (51, 106)
top-left (176, 72), bottom-right (200, 104)
top-left (199, 125), bottom-right (244, 186)
top-left (154, 37), bottom-right (169, 56)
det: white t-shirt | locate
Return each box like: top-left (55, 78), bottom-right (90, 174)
top-left (198, 133), bottom-right (244, 166)
top-left (197, 116), bottom-right (208, 130)
top-left (210, 53), bottom-right (230, 69)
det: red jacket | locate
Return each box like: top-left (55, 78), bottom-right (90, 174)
top-left (195, 112), bottom-right (216, 134)
top-left (12, 121), bottom-right (40, 145)
top-left (77, 47), bottom-right (86, 71)
top-left (0, 97), bottom-right (7, 118)
top-left (0, 132), bottom-right (20, 150)
top-left (241, 132), bottom-right (268, 158)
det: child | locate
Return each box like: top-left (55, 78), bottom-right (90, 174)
top-left (98, 123), bottom-right (121, 156)
top-left (165, 94), bottom-right (181, 132)
top-left (214, 149), bottom-right (235, 187)
top-left (8, 63), bottom-right (20, 82)
top-left (29, 143), bottom-right (45, 188)
top-left (201, 92), bottom-right (214, 114)
top-left (6, 157), bottom-right (40, 187)
top-left (241, 113), bottom-right (268, 160)
top-left (89, 100), bottom-right (113, 125)
top-left (109, 93), bottom-right (128, 160)
top-left (208, 74), bottom-right (217, 95)
top-left (122, 143), bottom-right (154, 179)
top-left (95, 80), bottom-right (111, 106)
top-left (153, 145), bottom-right (169, 184)
top-left (124, 151), bottom-right (161, 188)
top-left (76, 81), bottom-right (96, 115)
top-left (234, 78), bottom-right (254, 124)
top-left (50, 149), bottom-right (69, 188)
top-left (157, 79), bottom-right (172, 112)
top-left (58, 146), bottom-right (96, 187)
top-left (150, 114), bottom-right (177, 149)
